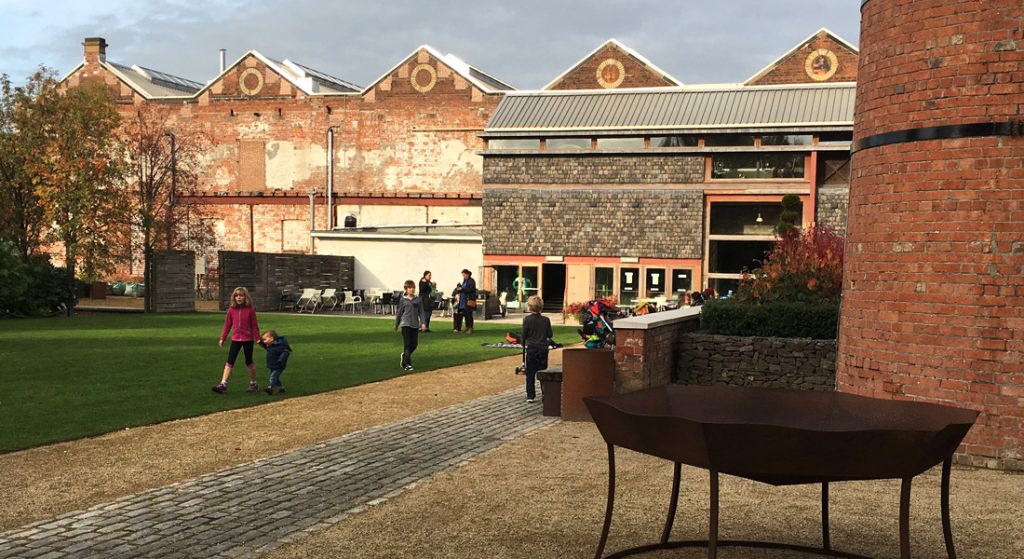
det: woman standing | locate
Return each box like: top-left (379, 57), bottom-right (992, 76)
top-left (454, 268), bottom-right (477, 334)
top-left (418, 271), bottom-right (434, 332)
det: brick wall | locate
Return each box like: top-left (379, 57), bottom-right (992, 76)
top-left (677, 333), bottom-right (836, 390)
top-left (840, 0), bottom-right (1024, 470)
top-left (613, 309), bottom-right (702, 393)
top-left (219, 251), bottom-right (354, 311)
top-left (483, 154), bottom-right (705, 184)
top-left (483, 188), bottom-right (703, 258)
top-left (151, 250), bottom-right (196, 312)
top-left (748, 32), bottom-right (858, 85)
top-left (547, 44), bottom-right (679, 90)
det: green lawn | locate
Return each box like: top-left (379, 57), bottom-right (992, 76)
top-left (1, 313), bottom-right (576, 453)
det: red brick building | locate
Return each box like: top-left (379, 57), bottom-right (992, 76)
top-left (62, 38), bottom-right (510, 285)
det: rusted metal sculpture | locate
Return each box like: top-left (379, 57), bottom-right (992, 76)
top-left (585, 385), bottom-right (978, 559)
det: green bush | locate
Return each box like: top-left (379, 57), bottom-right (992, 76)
top-left (700, 299), bottom-right (839, 339)
top-left (0, 238), bottom-right (74, 317)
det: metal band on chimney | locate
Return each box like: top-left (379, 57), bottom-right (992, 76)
top-left (852, 121), bottom-right (1024, 153)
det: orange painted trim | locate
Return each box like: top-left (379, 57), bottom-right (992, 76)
top-left (484, 255), bottom-right (547, 264)
top-left (805, 152), bottom-right (818, 226)
top-left (178, 195), bottom-right (480, 206)
top-left (705, 194), bottom-right (786, 203)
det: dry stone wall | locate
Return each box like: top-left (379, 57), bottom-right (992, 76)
top-left (676, 333), bottom-right (837, 391)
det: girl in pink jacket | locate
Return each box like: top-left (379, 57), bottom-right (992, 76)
top-left (212, 287), bottom-right (261, 393)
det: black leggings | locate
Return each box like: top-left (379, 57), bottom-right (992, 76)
top-left (226, 340), bottom-right (255, 368)
top-left (401, 327), bottom-right (419, 367)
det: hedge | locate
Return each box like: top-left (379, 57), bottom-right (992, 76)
top-left (700, 299), bottom-right (840, 339)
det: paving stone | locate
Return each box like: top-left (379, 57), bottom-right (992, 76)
top-left (0, 389), bottom-right (554, 557)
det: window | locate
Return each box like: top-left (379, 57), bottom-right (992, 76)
top-left (488, 138), bottom-right (539, 150)
top-left (761, 134), bottom-right (813, 146)
top-left (712, 153), bottom-right (805, 179)
top-left (545, 138), bottom-right (591, 150)
top-left (709, 203), bottom-right (786, 235)
top-left (596, 137), bottom-right (644, 149)
top-left (645, 268), bottom-right (666, 298)
top-left (817, 132), bottom-right (853, 145)
top-left (595, 267), bottom-right (614, 299)
top-left (671, 269), bottom-right (693, 295)
top-left (494, 266), bottom-right (519, 301)
top-left (704, 134), bottom-right (755, 147)
top-left (651, 135), bottom-right (698, 147)
top-left (619, 267), bottom-right (639, 302)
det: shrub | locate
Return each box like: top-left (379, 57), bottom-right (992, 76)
top-left (701, 299), bottom-right (840, 339)
top-left (0, 239), bottom-right (74, 317)
top-left (735, 226), bottom-right (844, 304)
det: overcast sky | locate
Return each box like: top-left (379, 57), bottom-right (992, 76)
top-left (1, 1), bottom-right (861, 89)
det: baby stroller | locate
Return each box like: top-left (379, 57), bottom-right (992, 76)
top-left (509, 331), bottom-right (562, 374)
top-left (578, 299), bottom-right (618, 348)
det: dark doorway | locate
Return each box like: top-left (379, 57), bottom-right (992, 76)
top-left (541, 264), bottom-right (566, 312)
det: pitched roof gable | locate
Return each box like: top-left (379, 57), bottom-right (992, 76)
top-left (544, 38), bottom-right (682, 90)
top-left (360, 45), bottom-right (515, 98)
top-left (744, 28), bottom-right (859, 86)
top-left (196, 51), bottom-right (363, 98)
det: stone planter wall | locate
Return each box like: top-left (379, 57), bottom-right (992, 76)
top-left (676, 333), bottom-right (836, 391)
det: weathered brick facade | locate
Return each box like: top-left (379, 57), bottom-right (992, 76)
top-left (746, 29), bottom-right (858, 85)
top-left (483, 188), bottom-right (703, 258)
top-left (546, 41), bottom-right (680, 90)
top-left (839, 0), bottom-right (1024, 470)
top-left (482, 154), bottom-right (705, 184)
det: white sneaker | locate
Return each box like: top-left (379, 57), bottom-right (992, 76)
top-left (526, 398), bottom-right (535, 403)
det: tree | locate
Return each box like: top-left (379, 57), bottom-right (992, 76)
top-left (775, 193), bottom-right (801, 235)
top-left (0, 69), bottom-right (51, 260)
top-left (120, 104), bottom-right (213, 312)
top-left (31, 79), bottom-right (127, 314)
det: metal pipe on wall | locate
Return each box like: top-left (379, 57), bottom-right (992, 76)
top-left (308, 191), bottom-right (316, 255)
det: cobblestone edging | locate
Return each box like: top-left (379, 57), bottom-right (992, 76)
top-left (0, 390), bottom-right (556, 559)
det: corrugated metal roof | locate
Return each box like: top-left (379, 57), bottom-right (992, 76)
top-left (485, 83), bottom-right (855, 135)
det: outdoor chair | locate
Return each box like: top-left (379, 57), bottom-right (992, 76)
top-left (320, 288), bottom-right (339, 312)
top-left (294, 288), bottom-right (319, 313)
top-left (342, 290), bottom-right (362, 313)
top-left (379, 292), bottom-right (393, 315)
top-left (278, 289), bottom-right (295, 311)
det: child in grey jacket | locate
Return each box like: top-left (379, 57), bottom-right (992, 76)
top-left (394, 280), bottom-right (424, 370)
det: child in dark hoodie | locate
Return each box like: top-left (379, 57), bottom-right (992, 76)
top-left (258, 330), bottom-right (292, 395)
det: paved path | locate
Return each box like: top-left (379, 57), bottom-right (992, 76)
top-left (0, 390), bottom-right (555, 559)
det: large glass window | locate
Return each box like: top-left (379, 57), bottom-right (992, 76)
top-left (488, 138), bottom-right (539, 150)
top-left (545, 138), bottom-right (591, 150)
top-left (712, 153), bottom-right (805, 179)
top-left (671, 269), bottom-right (693, 295)
top-left (704, 134), bottom-right (755, 147)
top-left (595, 267), bottom-right (614, 299)
top-left (596, 137), bottom-right (644, 149)
top-left (761, 134), bottom-right (813, 146)
top-left (494, 266), bottom-right (518, 300)
top-left (645, 268), bottom-right (666, 298)
top-left (709, 203), bottom-right (787, 235)
top-left (518, 266), bottom-right (539, 301)
top-left (817, 132), bottom-right (853, 145)
top-left (650, 135), bottom-right (699, 147)
top-left (619, 267), bottom-right (639, 303)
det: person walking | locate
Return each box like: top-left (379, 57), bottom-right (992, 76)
top-left (419, 271), bottom-right (434, 333)
top-left (394, 280), bottom-right (423, 371)
top-left (258, 329), bottom-right (292, 394)
top-left (212, 287), bottom-right (261, 393)
top-left (453, 268), bottom-right (477, 334)
top-left (521, 295), bottom-right (552, 403)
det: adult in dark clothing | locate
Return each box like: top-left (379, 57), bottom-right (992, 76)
top-left (453, 268), bottom-right (477, 334)
top-left (521, 295), bottom-right (553, 403)
top-left (418, 270), bottom-right (434, 332)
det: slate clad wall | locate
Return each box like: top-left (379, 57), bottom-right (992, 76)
top-left (219, 251), bottom-right (354, 311)
top-left (816, 187), bottom-right (849, 235)
top-left (483, 188), bottom-right (703, 258)
top-left (676, 333), bottom-right (837, 391)
top-left (483, 154), bottom-right (705, 184)
top-left (152, 250), bottom-right (196, 312)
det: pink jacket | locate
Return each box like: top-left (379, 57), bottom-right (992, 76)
top-left (221, 306), bottom-right (260, 343)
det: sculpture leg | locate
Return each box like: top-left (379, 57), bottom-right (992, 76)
top-left (661, 462), bottom-right (682, 544)
top-left (822, 481), bottom-right (831, 551)
top-left (594, 443), bottom-right (616, 559)
top-left (941, 458), bottom-right (956, 559)
top-left (900, 477), bottom-right (912, 559)
top-left (708, 470), bottom-right (719, 559)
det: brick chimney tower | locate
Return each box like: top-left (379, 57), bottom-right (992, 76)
top-left (839, 0), bottom-right (1024, 471)
top-left (82, 37), bottom-right (107, 64)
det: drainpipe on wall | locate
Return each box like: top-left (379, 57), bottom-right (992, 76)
top-left (326, 127), bottom-right (335, 230)
top-left (219, 49), bottom-right (226, 73)
top-left (308, 191), bottom-right (316, 255)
